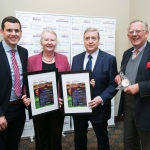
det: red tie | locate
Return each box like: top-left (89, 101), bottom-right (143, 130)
top-left (11, 50), bottom-right (21, 97)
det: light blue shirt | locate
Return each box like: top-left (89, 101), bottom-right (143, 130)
top-left (2, 40), bottom-right (23, 101)
top-left (84, 48), bottom-right (99, 70)
top-left (132, 41), bottom-right (147, 59)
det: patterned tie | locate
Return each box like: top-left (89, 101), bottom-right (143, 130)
top-left (11, 50), bottom-right (21, 97)
top-left (86, 55), bottom-right (92, 70)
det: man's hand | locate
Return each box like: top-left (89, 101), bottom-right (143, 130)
top-left (58, 98), bottom-right (63, 108)
top-left (124, 83), bottom-right (139, 95)
top-left (0, 116), bottom-right (7, 131)
top-left (90, 79), bottom-right (95, 87)
top-left (21, 95), bottom-right (31, 107)
top-left (88, 96), bottom-right (102, 108)
top-left (114, 75), bottom-right (121, 84)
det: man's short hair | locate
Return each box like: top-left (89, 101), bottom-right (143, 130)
top-left (128, 20), bottom-right (148, 31)
top-left (84, 27), bottom-right (100, 40)
top-left (1, 16), bottom-right (21, 30)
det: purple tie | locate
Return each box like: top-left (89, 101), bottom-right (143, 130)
top-left (11, 50), bottom-right (21, 97)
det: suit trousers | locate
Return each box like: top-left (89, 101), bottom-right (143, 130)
top-left (33, 110), bottom-right (64, 150)
top-left (0, 102), bottom-right (26, 150)
top-left (73, 116), bottom-right (110, 150)
top-left (123, 94), bottom-right (150, 150)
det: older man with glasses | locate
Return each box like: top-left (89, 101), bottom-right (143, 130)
top-left (115, 20), bottom-right (150, 150)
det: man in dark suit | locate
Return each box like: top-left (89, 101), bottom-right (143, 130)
top-left (115, 20), bottom-right (150, 150)
top-left (0, 16), bottom-right (30, 150)
top-left (71, 27), bottom-right (118, 150)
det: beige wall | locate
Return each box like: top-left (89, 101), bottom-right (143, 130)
top-left (129, 0), bottom-right (150, 44)
top-left (0, 0), bottom-right (130, 115)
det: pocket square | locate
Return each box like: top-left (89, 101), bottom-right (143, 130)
top-left (146, 62), bottom-right (150, 68)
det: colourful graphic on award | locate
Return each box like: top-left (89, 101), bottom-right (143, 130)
top-left (33, 80), bottom-right (54, 109)
top-left (66, 82), bottom-right (87, 107)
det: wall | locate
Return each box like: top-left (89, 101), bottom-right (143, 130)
top-left (0, 0), bottom-right (130, 115)
top-left (129, 0), bottom-right (150, 44)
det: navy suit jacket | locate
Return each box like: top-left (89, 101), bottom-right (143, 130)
top-left (118, 41), bottom-right (150, 131)
top-left (0, 41), bottom-right (28, 116)
top-left (71, 49), bottom-right (118, 123)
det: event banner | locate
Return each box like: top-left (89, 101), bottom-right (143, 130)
top-left (16, 11), bottom-right (116, 138)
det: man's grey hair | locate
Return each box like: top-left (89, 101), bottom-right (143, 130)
top-left (84, 27), bottom-right (100, 40)
top-left (127, 20), bottom-right (148, 32)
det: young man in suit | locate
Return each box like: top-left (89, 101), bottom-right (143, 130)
top-left (71, 27), bottom-right (118, 150)
top-left (0, 16), bottom-right (30, 150)
top-left (115, 20), bottom-right (150, 150)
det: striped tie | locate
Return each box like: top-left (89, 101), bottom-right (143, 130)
top-left (11, 50), bottom-right (21, 97)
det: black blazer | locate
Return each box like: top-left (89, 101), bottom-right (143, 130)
top-left (72, 49), bottom-right (118, 123)
top-left (0, 41), bottom-right (28, 116)
top-left (118, 41), bottom-right (150, 131)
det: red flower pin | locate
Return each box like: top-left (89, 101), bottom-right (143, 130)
top-left (146, 62), bottom-right (150, 68)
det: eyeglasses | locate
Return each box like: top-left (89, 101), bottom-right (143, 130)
top-left (128, 30), bottom-right (145, 35)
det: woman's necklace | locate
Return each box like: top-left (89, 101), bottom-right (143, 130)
top-left (42, 54), bottom-right (54, 62)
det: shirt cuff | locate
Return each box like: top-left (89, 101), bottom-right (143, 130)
top-left (99, 96), bottom-right (104, 105)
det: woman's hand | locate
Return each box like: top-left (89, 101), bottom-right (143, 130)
top-left (21, 95), bottom-right (31, 107)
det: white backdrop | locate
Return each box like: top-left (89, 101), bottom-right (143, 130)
top-left (15, 11), bottom-right (116, 138)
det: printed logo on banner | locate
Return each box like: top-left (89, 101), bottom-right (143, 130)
top-left (33, 17), bottom-right (41, 21)
top-left (72, 33), bottom-right (82, 39)
top-left (84, 20), bottom-right (91, 23)
top-left (43, 16), bottom-right (54, 22)
top-left (108, 35), bottom-right (114, 38)
top-left (96, 28), bottom-right (104, 32)
top-left (105, 42), bottom-right (114, 46)
top-left (43, 26), bottom-right (56, 30)
top-left (105, 49), bottom-right (114, 54)
top-left (34, 50), bottom-right (41, 53)
top-left (57, 41), bottom-right (69, 46)
top-left (99, 42), bottom-right (104, 45)
top-left (56, 19), bottom-right (69, 23)
top-left (58, 25), bottom-right (69, 31)
top-left (72, 18), bottom-right (82, 23)
top-left (30, 24), bottom-right (42, 30)
top-left (61, 34), bottom-right (69, 38)
top-left (33, 34), bottom-right (41, 38)
top-left (56, 49), bottom-right (66, 53)
top-left (92, 19), bottom-right (102, 24)
top-left (72, 42), bottom-right (84, 46)
top-left (17, 15), bottom-right (31, 21)
top-left (21, 25), bottom-right (28, 29)
top-left (72, 27), bottom-right (79, 30)
top-left (34, 40), bottom-right (41, 46)
top-left (103, 20), bottom-right (115, 24)
top-left (19, 42), bottom-right (33, 46)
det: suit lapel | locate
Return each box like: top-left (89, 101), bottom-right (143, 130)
top-left (122, 49), bottom-right (133, 73)
top-left (92, 50), bottom-right (103, 76)
top-left (136, 42), bottom-right (150, 80)
top-left (80, 53), bottom-right (85, 70)
top-left (18, 47), bottom-right (25, 72)
top-left (0, 42), bottom-right (11, 79)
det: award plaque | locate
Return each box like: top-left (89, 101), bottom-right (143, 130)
top-left (116, 70), bottom-right (131, 91)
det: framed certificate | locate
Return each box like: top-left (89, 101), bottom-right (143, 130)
top-left (59, 70), bottom-right (93, 116)
top-left (24, 69), bottom-right (59, 119)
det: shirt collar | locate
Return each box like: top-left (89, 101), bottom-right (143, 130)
top-left (2, 40), bottom-right (18, 52)
top-left (85, 48), bottom-right (99, 59)
top-left (132, 41), bottom-right (147, 53)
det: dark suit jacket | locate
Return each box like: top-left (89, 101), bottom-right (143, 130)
top-left (118, 41), bottom-right (150, 131)
top-left (71, 49), bottom-right (118, 123)
top-left (0, 41), bottom-right (28, 116)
